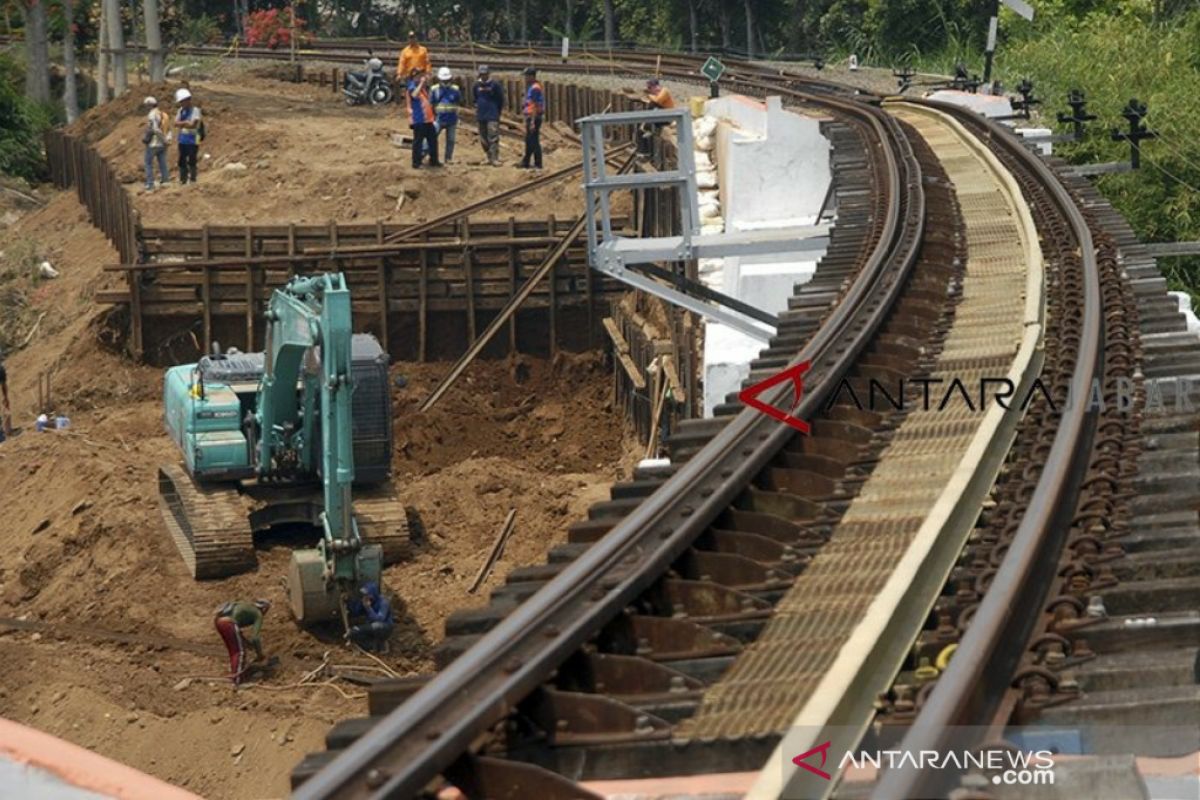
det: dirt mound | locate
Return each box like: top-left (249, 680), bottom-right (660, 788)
top-left (66, 82), bottom-right (177, 143)
top-left (0, 191), bottom-right (634, 796)
top-left (78, 70), bottom-right (583, 227)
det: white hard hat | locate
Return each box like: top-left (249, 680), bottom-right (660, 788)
top-left (174, 88), bottom-right (192, 103)
top-left (143, 96), bottom-right (158, 106)
top-left (437, 66), bottom-right (452, 81)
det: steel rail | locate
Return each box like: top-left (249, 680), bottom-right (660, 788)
top-left (123, 41), bottom-right (866, 98)
top-left (294, 89), bottom-right (921, 800)
top-left (870, 98), bottom-right (1104, 800)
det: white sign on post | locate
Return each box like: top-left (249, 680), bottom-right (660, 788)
top-left (1002, 0), bottom-right (1035, 21)
top-left (561, 37), bottom-right (570, 60)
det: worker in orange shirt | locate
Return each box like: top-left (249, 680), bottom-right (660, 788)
top-left (398, 31), bottom-right (430, 82)
top-left (639, 78), bottom-right (675, 156)
top-left (645, 78), bottom-right (675, 109)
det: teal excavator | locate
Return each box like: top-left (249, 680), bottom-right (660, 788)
top-left (158, 273), bottom-right (408, 626)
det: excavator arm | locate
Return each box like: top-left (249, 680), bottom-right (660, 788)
top-left (260, 274), bottom-right (382, 624)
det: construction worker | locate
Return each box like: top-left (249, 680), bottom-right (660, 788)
top-left (142, 96), bottom-right (171, 191)
top-left (407, 68), bottom-right (441, 169)
top-left (431, 66), bottom-right (462, 164)
top-left (473, 65), bottom-right (503, 166)
top-left (213, 599), bottom-right (271, 686)
top-left (173, 88), bottom-right (202, 185)
top-left (520, 66), bottom-right (545, 170)
top-left (346, 582), bottom-right (395, 653)
top-left (638, 78), bottom-right (675, 156)
top-left (645, 78), bottom-right (675, 109)
top-left (397, 31), bottom-right (430, 83)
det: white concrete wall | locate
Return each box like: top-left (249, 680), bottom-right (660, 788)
top-left (700, 95), bottom-right (832, 416)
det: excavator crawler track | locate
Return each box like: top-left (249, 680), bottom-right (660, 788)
top-left (158, 463), bottom-right (256, 579)
top-left (353, 484), bottom-right (412, 565)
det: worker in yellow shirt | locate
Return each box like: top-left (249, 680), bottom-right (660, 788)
top-left (398, 31), bottom-right (430, 83)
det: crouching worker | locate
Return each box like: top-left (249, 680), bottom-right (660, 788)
top-left (347, 582), bottom-right (394, 653)
top-left (214, 599), bottom-right (271, 685)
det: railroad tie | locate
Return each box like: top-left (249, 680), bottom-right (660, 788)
top-left (678, 108), bottom-right (1038, 741)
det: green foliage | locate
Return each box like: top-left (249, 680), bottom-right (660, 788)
top-left (178, 12), bottom-right (223, 45)
top-left (0, 53), bottom-right (51, 181)
top-left (997, 12), bottom-right (1200, 300)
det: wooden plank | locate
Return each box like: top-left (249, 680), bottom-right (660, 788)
top-left (418, 240), bottom-right (428, 362)
top-left (464, 247), bottom-right (476, 342)
top-left (376, 219), bottom-right (389, 354)
top-left (417, 183), bottom-right (635, 413)
top-left (601, 317), bottom-right (631, 354)
top-left (507, 217), bottom-right (517, 354)
top-left (1144, 241), bottom-right (1200, 258)
top-left (547, 214), bottom-right (557, 357)
top-left (662, 353), bottom-right (686, 405)
top-left (244, 227), bottom-right (254, 350)
top-left (201, 224), bottom-right (212, 353)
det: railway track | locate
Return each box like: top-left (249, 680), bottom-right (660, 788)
top-left (19, 28), bottom-right (1190, 798)
top-left (264, 43), bottom-right (1199, 800)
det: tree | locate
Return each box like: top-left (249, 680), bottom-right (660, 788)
top-left (103, 0), bottom-right (126, 95)
top-left (742, 0), bottom-right (753, 57)
top-left (61, 0), bottom-right (79, 121)
top-left (0, 52), bottom-right (51, 179)
top-left (21, 0), bottom-right (50, 103)
top-left (143, 0), bottom-right (164, 81)
top-left (96, 8), bottom-right (109, 105)
top-left (688, 0), bottom-right (698, 52)
top-left (603, 0), bottom-right (615, 46)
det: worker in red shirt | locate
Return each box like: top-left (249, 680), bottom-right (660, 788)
top-left (407, 68), bottom-right (441, 169)
top-left (520, 66), bottom-right (545, 169)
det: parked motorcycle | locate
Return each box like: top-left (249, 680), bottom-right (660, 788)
top-left (343, 54), bottom-right (394, 106)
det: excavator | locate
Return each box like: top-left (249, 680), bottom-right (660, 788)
top-left (158, 273), bottom-right (408, 626)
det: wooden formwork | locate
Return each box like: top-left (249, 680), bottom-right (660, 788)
top-left (98, 215), bottom-right (631, 364)
top-left (44, 129), bottom-right (146, 356)
top-left (43, 77), bottom-right (666, 367)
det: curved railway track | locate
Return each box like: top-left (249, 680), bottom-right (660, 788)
top-left (267, 44), bottom-right (1200, 800)
top-left (16, 30), bottom-right (1189, 799)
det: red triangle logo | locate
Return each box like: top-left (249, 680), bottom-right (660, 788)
top-left (738, 360), bottom-right (812, 434)
top-left (792, 739), bottom-right (833, 780)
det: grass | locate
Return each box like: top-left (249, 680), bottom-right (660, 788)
top-left (0, 236), bottom-right (46, 353)
top-left (896, 12), bottom-right (1200, 301)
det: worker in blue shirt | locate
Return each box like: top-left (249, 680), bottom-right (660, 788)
top-left (407, 68), bottom-right (441, 169)
top-left (346, 582), bottom-right (394, 653)
top-left (430, 67), bottom-right (462, 164)
top-left (520, 66), bottom-right (545, 169)
top-left (472, 65), bottom-right (504, 166)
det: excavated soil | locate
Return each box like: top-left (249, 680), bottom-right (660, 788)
top-left (0, 187), bottom-right (636, 799)
top-left (79, 73), bottom-right (583, 228)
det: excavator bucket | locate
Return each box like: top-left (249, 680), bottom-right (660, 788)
top-left (288, 544), bottom-right (383, 626)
